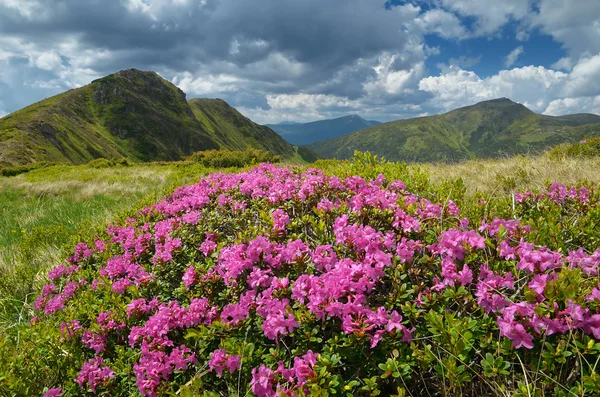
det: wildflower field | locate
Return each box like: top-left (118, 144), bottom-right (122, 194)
top-left (2, 151), bottom-right (600, 396)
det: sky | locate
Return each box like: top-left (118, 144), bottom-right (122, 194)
top-left (0, 0), bottom-right (599, 124)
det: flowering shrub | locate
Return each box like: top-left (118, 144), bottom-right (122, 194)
top-left (21, 164), bottom-right (600, 395)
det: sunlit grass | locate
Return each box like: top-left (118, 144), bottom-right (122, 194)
top-left (422, 153), bottom-right (600, 195)
top-left (0, 162), bottom-right (214, 325)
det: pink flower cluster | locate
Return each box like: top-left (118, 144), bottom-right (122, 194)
top-left (515, 182), bottom-right (591, 204)
top-left (250, 351), bottom-right (319, 397)
top-left (208, 349), bottom-right (241, 376)
top-left (35, 163), bottom-right (600, 395)
top-left (75, 356), bottom-right (115, 392)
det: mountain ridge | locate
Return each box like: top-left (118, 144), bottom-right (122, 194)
top-left (0, 69), bottom-right (300, 167)
top-left (266, 114), bottom-right (380, 145)
top-left (306, 98), bottom-right (600, 162)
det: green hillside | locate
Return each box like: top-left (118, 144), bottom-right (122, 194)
top-left (189, 98), bottom-right (295, 157)
top-left (306, 98), bottom-right (600, 162)
top-left (0, 69), bottom-right (300, 167)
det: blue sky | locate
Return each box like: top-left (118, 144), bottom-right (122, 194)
top-left (0, 0), bottom-right (599, 123)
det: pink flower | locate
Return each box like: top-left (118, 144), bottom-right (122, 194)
top-left (182, 265), bottom-right (197, 290)
top-left (43, 388), bottom-right (62, 397)
top-left (271, 208), bottom-right (290, 234)
top-left (75, 357), bottom-right (115, 392)
top-left (82, 331), bottom-right (107, 354)
top-left (209, 349), bottom-right (242, 376)
top-left (456, 264), bottom-right (473, 286)
top-left (250, 365), bottom-right (276, 397)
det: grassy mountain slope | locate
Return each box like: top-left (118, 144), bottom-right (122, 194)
top-left (0, 69), bottom-right (301, 167)
top-left (266, 115), bottom-right (380, 145)
top-left (307, 98), bottom-right (600, 162)
top-left (189, 98), bottom-right (295, 158)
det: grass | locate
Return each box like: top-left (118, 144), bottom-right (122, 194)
top-left (0, 162), bottom-right (216, 328)
top-left (421, 154), bottom-right (600, 195)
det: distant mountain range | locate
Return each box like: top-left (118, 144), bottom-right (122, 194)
top-left (266, 115), bottom-right (380, 145)
top-left (0, 69), bottom-right (309, 167)
top-left (3, 71), bottom-right (600, 168)
top-left (306, 98), bottom-right (600, 162)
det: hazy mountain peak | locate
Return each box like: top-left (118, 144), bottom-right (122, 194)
top-left (266, 115), bottom-right (381, 145)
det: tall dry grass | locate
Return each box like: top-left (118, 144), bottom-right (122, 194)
top-left (421, 154), bottom-right (600, 196)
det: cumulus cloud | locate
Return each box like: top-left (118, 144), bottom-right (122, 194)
top-left (266, 94), bottom-right (362, 111)
top-left (544, 96), bottom-right (600, 116)
top-left (563, 54), bottom-right (600, 97)
top-left (531, 0), bottom-right (600, 62)
top-left (504, 46), bottom-right (524, 67)
top-left (29, 51), bottom-right (62, 71)
top-left (415, 9), bottom-right (469, 39)
top-left (435, 0), bottom-right (532, 36)
top-left (418, 53), bottom-right (600, 115)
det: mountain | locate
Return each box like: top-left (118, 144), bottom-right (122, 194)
top-left (0, 69), bottom-right (299, 167)
top-left (266, 115), bottom-right (380, 145)
top-left (306, 98), bottom-right (600, 162)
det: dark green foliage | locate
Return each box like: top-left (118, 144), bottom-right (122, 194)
top-left (0, 161), bottom-right (59, 177)
top-left (549, 137), bottom-right (600, 159)
top-left (186, 149), bottom-right (280, 168)
top-left (86, 158), bottom-right (117, 168)
top-left (307, 98), bottom-right (600, 162)
top-left (296, 146), bottom-right (321, 163)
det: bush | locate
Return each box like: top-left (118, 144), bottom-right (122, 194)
top-left (0, 161), bottom-right (58, 177)
top-left (86, 158), bottom-right (116, 168)
top-left (7, 163), bottom-right (600, 396)
top-left (549, 137), bottom-right (600, 159)
top-left (296, 146), bottom-right (321, 163)
top-left (186, 149), bottom-right (280, 168)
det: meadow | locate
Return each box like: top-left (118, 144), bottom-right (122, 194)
top-left (1, 145), bottom-right (600, 396)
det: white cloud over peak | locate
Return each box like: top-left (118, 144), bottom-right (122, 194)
top-left (418, 53), bottom-right (600, 115)
top-left (544, 96), bottom-right (600, 116)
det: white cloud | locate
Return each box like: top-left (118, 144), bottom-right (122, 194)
top-left (236, 106), bottom-right (326, 125)
top-left (504, 46), bottom-right (524, 67)
top-left (564, 54), bottom-right (600, 97)
top-left (419, 64), bottom-right (569, 112)
top-left (125, 0), bottom-right (205, 20)
top-left (363, 52), bottom-right (425, 97)
top-left (29, 51), bottom-right (62, 71)
top-left (531, 0), bottom-right (600, 62)
top-left (552, 57), bottom-right (574, 71)
top-left (0, 0), bottom-right (45, 19)
top-left (266, 93), bottom-right (362, 110)
top-left (173, 72), bottom-right (247, 95)
top-left (436, 0), bottom-right (532, 36)
top-left (415, 9), bottom-right (469, 39)
top-left (418, 67), bottom-right (497, 110)
top-left (544, 96), bottom-right (600, 116)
